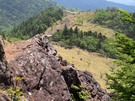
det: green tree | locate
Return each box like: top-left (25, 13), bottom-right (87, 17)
top-left (63, 24), bottom-right (68, 39)
top-left (74, 26), bottom-right (79, 37)
top-left (106, 10), bottom-right (135, 101)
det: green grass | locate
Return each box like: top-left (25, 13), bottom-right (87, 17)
top-left (73, 11), bottom-right (115, 38)
top-left (8, 37), bottom-right (22, 43)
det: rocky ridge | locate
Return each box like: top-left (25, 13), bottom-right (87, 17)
top-left (0, 35), bottom-right (111, 101)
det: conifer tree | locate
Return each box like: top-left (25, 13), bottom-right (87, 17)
top-left (106, 9), bottom-right (135, 101)
top-left (63, 24), bottom-right (68, 39)
top-left (74, 26), bottom-right (79, 37)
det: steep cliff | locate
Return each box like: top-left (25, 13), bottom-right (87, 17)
top-left (0, 35), bottom-right (111, 101)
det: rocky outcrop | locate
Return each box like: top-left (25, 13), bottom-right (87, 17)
top-left (0, 40), bottom-right (10, 89)
top-left (0, 35), bottom-right (111, 101)
top-left (8, 35), bottom-right (72, 101)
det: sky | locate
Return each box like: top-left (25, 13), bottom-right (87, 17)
top-left (107, 0), bottom-right (135, 6)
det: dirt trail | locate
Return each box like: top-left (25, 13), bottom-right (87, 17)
top-left (44, 10), bottom-right (79, 37)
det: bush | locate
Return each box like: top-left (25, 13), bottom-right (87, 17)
top-left (71, 85), bottom-right (91, 101)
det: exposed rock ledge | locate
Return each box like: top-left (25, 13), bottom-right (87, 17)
top-left (0, 35), bottom-right (111, 101)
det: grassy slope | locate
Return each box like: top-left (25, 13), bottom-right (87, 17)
top-left (54, 45), bottom-right (114, 90)
top-left (73, 11), bottom-right (115, 38)
top-left (45, 10), bottom-right (115, 38)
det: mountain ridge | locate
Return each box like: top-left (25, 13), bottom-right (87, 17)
top-left (52, 0), bottom-right (135, 12)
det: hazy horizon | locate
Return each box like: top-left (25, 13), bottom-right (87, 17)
top-left (107, 0), bottom-right (135, 6)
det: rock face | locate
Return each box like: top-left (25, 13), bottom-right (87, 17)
top-left (0, 40), bottom-right (10, 89)
top-left (9, 35), bottom-right (72, 101)
top-left (0, 35), bottom-right (111, 101)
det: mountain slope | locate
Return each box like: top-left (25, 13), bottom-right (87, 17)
top-left (45, 10), bottom-right (115, 38)
top-left (9, 8), bottom-right (63, 40)
top-left (52, 0), bottom-right (135, 12)
top-left (0, 0), bottom-right (61, 33)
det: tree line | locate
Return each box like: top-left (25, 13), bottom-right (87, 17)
top-left (51, 25), bottom-right (118, 58)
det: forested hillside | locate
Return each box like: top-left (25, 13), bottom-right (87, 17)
top-left (0, 0), bottom-right (61, 33)
top-left (7, 8), bottom-right (63, 40)
top-left (92, 7), bottom-right (135, 39)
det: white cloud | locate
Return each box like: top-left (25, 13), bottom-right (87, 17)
top-left (107, 0), bottom-right (135, 6)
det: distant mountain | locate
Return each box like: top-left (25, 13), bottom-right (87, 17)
top-left (52, 0), bottom-right (135, 12)
top-left (0, 0), bottom-right (61, 33)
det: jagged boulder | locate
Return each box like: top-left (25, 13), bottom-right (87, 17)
top-left (6, 35), bottom-right (111, 101)
top-left (62, 66), bottom-right (110, 101)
